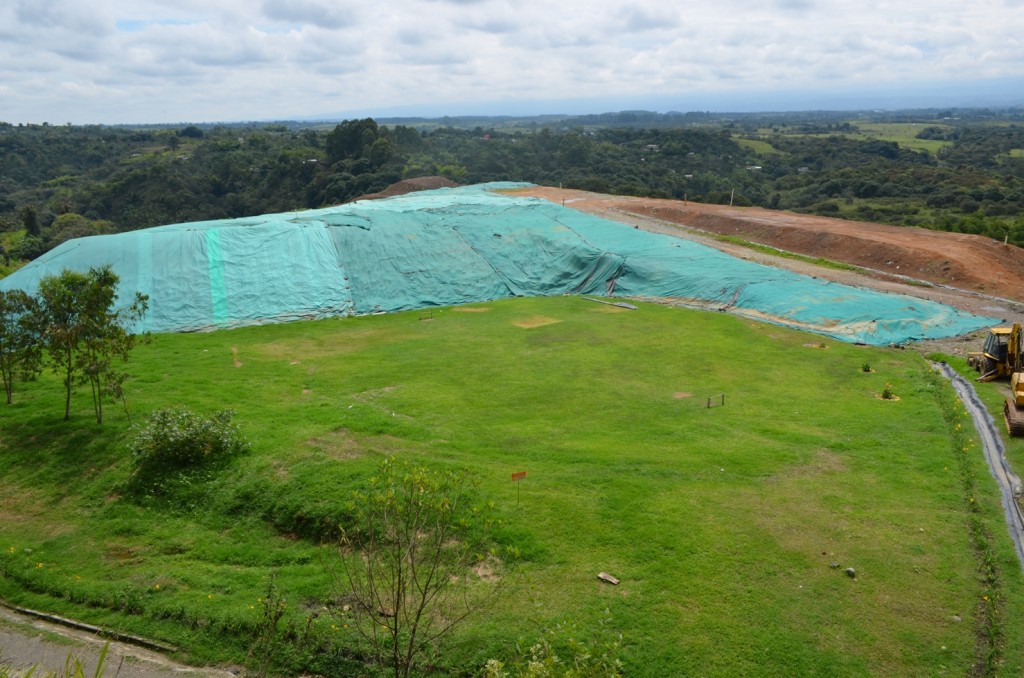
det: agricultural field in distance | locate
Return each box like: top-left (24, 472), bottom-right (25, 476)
top-left (2, 296), bottom-right (1024, 676)
top-left (851, 121), bottom-right (953, 155)
top-left (742, 121), bottom-right (953, 157)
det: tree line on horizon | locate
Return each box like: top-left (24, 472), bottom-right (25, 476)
top-left (2, 108), bottom-right (1024, 271)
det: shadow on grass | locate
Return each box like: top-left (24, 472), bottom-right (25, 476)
top-left (0, 407), bottom-right (130, 492)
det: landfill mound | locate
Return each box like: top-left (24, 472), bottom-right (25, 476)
top-left (512, 186), bottom-right (1024, 304)
top-left (0, 183), bottom-right (998, 344)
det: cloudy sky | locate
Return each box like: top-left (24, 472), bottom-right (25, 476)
top-left (2, 0), bottom-right (1023, 125)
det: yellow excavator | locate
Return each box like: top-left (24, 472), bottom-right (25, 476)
top-left (968, 322), bottom-right (1024, 435)
top-left (968, 323), bottom-right (1022, 382)
top-left (968, 323), bottom-right (1024, 435)
top-left (1006, 372), bottom-right (1024, 437)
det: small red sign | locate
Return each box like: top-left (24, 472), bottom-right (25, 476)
top-left (511, 471), bottom-right (527, 481)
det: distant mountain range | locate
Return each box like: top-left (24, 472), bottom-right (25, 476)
top-left (315, 76), bottom-right (1024, 122)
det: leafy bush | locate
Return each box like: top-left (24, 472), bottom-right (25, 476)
top-left (129, 407), bottom-right (249, 472)
top-left (484, 615), bottom-right (624, 678)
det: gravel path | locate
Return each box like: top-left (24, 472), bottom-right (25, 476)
top-left (0, 606), bottom-right (238, 678)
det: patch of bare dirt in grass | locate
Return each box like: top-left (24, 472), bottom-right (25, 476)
top-left (452, 306), bottom-right (491, 313)
top-left (0, 485), bottom-right (75, 536)
top-left (255, 327), bottom-right (396, 361)
top-left (306, 429), bottom-right (365, 460)
top-left (514, 316), bottom-right (561, 329)
top-left (588, 304), bottom-right (630, 313)
top-left (270, 460), bottom-right (291, 479)
top-left (104, 544), bottom-right (145, 564)
top-left (765, 448), bottom-right (849, 482)
top-left (472, 555), bottom-right (503, 582)
top-left (351, 385), bottom-right (399, 402)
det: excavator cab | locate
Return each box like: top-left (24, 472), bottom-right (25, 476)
top-left (983, 330), bottom-right (1011, 364)
top-left (969, 324), bottom-right (1022, 382)
top-left (968, 323), bottom-right (1024, 436)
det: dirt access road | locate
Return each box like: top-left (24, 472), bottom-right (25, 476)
top-left (510, 186), bottom-right (1024, 355)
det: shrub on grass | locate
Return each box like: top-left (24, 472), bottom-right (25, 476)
top-left (130, 407), bottom-right (249, 470)
top-left (484, 615), bottom-right (624, 678)
top-left (127, 407), bottom-right (249, 497)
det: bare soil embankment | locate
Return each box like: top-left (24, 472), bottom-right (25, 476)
top-left (510, 186), bottom-right (1024, 357)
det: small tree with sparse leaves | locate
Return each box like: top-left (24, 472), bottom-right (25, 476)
top-left (335, 457), bottom-right (506, 677)
top-left (35, 265), bottom-right (147, 422)
top-left (0, 288), bottom-right (42, 404)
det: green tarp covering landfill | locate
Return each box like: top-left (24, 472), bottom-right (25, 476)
top-left (0, 182), bottom-right (1000, 345)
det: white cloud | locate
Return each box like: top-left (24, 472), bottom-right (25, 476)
top-left (260, 0), bottom-right (358, 30)
top-left (618, 4), bottom-right (681, 32)
top-left (0, 0), bottom-right (1021, 124)
top-left (14, 0), bottom-right (113, 33)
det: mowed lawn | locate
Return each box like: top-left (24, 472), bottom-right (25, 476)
top-left (2, 296), bottom-right (1023, 676)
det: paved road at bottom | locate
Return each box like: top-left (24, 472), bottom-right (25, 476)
top-left (0, 606), bottom-right (238, 678)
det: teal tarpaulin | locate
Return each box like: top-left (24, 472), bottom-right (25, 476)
top-left (0, 183), bottom-right (1000, 345)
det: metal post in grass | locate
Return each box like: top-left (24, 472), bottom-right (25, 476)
top-left (707, 394), bottom-right (725, 408)
top-left (512, 470), bottom-right (526, 507)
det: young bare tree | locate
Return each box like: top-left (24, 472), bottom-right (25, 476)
top-left (336, 458), bottom-right (506, 677)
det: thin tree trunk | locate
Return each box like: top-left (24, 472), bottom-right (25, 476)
top-left (2, 357), bottom-right (11, 404)
top-left (63, 363), bottom-right (73, 420)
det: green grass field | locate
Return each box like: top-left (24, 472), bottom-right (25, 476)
top-left (761, 122), bottom-right (952, 157)
top-left (734, 137), bottom-right (782, 156)
top-left (2, 296), bottom-right (1023, 676)
top-left (851, 122), bottom-right (952, 156)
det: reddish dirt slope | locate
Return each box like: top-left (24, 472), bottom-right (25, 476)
top-left (351, 176), bottom-right (459, 202)
top-left (511, 187), bottom-right (1024, 304)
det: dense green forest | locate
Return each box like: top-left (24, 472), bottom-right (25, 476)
top-left (3, 107), bottom-right (1024, 272)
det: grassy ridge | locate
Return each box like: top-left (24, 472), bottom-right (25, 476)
top-left (2, 297), bottom-right (1023, 675)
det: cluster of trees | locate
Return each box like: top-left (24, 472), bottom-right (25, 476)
top-left (0, 265), bottom-right (147, 422)
top-left (3, 108), bottom-right (1024, 263)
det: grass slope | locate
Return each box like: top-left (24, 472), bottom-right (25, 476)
top-left (2, 297), bottom-right (1023, 676)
